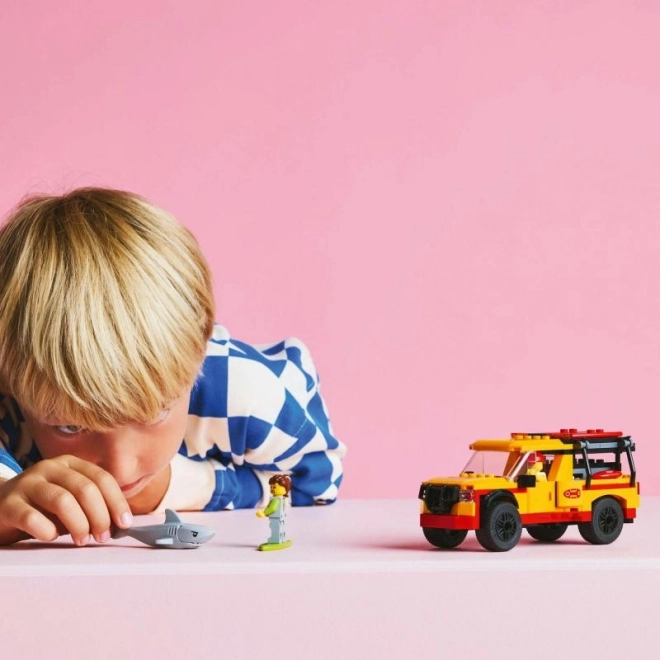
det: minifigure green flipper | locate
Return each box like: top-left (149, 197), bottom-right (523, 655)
top-left (259, 540), bottom-right (293, 551)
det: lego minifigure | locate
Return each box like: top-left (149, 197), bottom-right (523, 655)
top-left (526, 452), bottom-right (547, 481)
top-left (256, 474), bottom-right (293, 551)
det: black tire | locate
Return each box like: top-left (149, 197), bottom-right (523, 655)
top-left (578, 497), bottom-right (624, 545)
top-left (526, 523), bottom-right (568, 542)
top-left (423, 527), bottom-right (468, 549)
top-left (475, 500), bottom-right (522, 552)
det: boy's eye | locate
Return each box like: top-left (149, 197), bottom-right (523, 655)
top-left (53, 425), bottom-right (84, 435)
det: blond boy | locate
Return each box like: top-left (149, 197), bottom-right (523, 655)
top-left (0, 189), bottom-right (344, 546)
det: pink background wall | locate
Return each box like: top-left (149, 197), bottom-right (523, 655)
top-left (2, 1), bottom-right (659, 498)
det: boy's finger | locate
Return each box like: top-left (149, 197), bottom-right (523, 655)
top-left (42, 469), bottom-right (113, 542)
top-left (29, 481), bottom-right (91, 545)
top-left (60, 456), bottom-right (133, 530)
top-left (5, 497), bottom-right (64, 543)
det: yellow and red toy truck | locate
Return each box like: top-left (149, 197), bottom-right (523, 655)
top-left (419, 429), bottom-right (640, 552)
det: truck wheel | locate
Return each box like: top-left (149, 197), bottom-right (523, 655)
top-left (526, 523), bottom-right (568, 542)
top-left (423, 528), bottom-right (468, 549)
top-left (578, 497), bottom-right (624, 545)
top-left (476, 500), bottom-right (522, 552)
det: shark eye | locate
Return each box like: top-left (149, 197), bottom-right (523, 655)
top-left (192, 531), bottom-right (198, 537)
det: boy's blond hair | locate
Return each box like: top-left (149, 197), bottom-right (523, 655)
top-left (0, 188), bottom-right (215, 429)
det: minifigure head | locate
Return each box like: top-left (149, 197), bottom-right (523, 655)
top-left (269, 474), bottom-right (292, 497)
top-left (527, 452), bottom-right (545, 474)
top-left (0, 188), bottom-right (216, 497)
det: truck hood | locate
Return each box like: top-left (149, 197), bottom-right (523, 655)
top-left (423, 474), bottom-right (514, 489)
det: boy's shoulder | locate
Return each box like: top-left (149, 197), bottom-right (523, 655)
top-left (203, 324), bottom-right (314, 379)
top-left (192, 325), bottom-right (319, 419)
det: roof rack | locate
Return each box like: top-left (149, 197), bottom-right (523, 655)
top-left (510, 429), bottom-right (636, 488)
top-left (511, 429), bottom-right (623, 441)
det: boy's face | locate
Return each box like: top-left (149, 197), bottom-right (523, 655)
top-left (21, 390), bottom-right (192, 499)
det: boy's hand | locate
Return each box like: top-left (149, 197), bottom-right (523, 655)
top-left (0, 455), bottom-right (133, 546)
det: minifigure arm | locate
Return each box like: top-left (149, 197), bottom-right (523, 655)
top-left (262, 498), bottom-right (279, 517)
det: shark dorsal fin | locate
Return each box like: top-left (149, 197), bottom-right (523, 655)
top-left (164, 509), bottom-right (182, 524)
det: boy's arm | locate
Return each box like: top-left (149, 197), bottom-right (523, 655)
top-left (0, 450), bottom-right (22, 481)
top-left (0, 396), bottom-right (23, 481)
top-left (154, 334), bottom-right (346, 512)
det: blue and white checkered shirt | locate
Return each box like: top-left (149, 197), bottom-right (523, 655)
top-left (0, 325), bottom-right (345, 510)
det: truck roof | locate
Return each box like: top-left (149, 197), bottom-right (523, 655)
top-left (470, 437), bottom-right (568, 452)
top-left (469, 429), bottom-right (628, 453)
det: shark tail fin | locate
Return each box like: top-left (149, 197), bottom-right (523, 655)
top-left (111, 526), bottom-right (130, 540)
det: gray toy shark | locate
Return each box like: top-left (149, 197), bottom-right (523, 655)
top-left (112, 509), bottom-right (215, 549)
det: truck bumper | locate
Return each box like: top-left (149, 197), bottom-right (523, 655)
top-left (420, 513), bottom-right (478, 530)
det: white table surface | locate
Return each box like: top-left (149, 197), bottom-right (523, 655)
top-left (1, 498), bottom-right (657, 659)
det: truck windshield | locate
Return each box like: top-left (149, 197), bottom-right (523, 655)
top-left (462, 450), bottom-right (526, 478)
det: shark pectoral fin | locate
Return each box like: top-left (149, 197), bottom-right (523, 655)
top-left (155, 538), bottom-right (175, 546)
top-left (164, 509), bottom-right (182, 524)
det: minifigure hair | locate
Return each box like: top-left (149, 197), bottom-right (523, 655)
top-left (269, 474), bottom-right (292, 496)
top-left (0, 188), bottom-right (216, 429)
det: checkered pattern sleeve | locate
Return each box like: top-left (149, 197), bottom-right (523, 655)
top-left (0, 396), bottom-right (23, 480)
top-left (155, 325), bottom-right (346, 512)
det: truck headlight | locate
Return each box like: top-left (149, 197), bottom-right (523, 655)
top-left (459, 488), bottom-right (475, 502)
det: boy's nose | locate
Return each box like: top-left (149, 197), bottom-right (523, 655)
top-left (94, 429), bottom-right (140, 483)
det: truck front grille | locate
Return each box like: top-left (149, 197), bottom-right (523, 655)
top-left (420, 484), bottom-right (460, 514)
